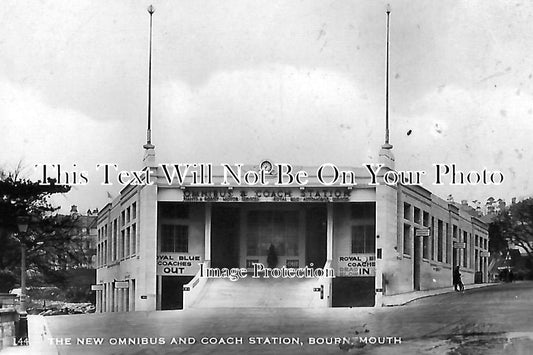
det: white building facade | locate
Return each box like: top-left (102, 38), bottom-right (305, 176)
top-left (93, 149), bottom-right (489, 312)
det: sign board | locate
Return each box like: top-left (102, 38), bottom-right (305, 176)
top-left (480, 251), bottom-right (490, 257)
top-left (453, 242), bottom-right (466, 249)
top-left (338, 254), bottom-right (376, 277)
top-left (415, 228), bottom-right (431, 237)
top-left (91, 284), bottom-right (103, 291)
top-left (157, 253), bottom-right (202, 276)
top-left (180, 188), bottom-right (352, 203)
top-left (114, 281), bottom-right (129, 289)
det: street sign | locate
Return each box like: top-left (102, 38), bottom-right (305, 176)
top-left (114, 281), bottom-right (129, 289)
top-left (91, 284), bottom-right (103, 291)
top-left (415, 228), bottom-right (431, 237)
top-left (453, 242), bottom-right (466, 249)
top-left (480, 251), bottom-right (490, 257)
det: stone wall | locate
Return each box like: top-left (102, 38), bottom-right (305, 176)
top-left (0, 308), bottom-right (18, 350)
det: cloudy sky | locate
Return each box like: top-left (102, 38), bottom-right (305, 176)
top-left (2, 0), bottom-right (532, 213)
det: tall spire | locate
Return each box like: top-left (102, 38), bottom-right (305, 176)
top-left (382, 4), bottom-right (393, 150)
top-left (144, 4), bottom-right (155, 150)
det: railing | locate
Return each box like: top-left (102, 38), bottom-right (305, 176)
top-left (182, 260), bottom-right (210, 309)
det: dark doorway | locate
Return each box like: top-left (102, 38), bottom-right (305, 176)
top-left (332, 277), bottom-right (375, 307)
top-left (211, 205), bottom-right (240, 269)
top-left (413, 233), bottom-right (421, 291)
top-left (305, 205), bottom-right (327, 268)
top-left (161, 276), bottom-right (193, 310)
top-left (452, 245), bottom-right (458, 283)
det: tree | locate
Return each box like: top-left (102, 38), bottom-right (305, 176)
top-left (0, 171), bottom-right (75, 292)
top-left (489, 198), bottom-right (533, 274)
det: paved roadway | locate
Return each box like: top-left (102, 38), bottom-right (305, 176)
top-left (13, 281), bottom-right (533, 355)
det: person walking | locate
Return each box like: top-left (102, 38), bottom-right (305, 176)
top-left (453, 266), bottom-right (464, 292)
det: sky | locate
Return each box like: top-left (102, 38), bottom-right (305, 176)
top-left (2, 0), bottom-right (533, 213)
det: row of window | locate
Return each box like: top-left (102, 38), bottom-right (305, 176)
top-left (121, 202), bottom-right (137, 227)
top-left (161, 206), bottom-right (378, 256)
top-left (97, 222), bottom-right (138, 267)
top-left (97, 201), bottom-right (138, 268)
top-left (402, 202), bottom-right (488, 269)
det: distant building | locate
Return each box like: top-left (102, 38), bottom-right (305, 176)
top-left (482, 197), bottom-right (506, 216)
top-left (50, 206), bottom-right (97, 270)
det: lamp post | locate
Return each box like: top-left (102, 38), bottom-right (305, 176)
top-left (16, 216), bottom-right (29, 346)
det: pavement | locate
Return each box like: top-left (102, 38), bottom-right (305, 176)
top-left (381, 281), bottom-right (498, 306)
top-left (0, 315), bottom-right (58, 355)
top-left (1, 281), bottom-right (530, 354)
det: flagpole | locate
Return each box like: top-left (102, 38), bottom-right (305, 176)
top-left (144, 5), bottom-right (155, 150)
top-left (382, 4), bottom-right (393, 150)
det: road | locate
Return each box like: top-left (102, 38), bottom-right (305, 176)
top-left (19, 281), bottom-right (533, 354)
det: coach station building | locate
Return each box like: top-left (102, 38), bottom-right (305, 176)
top-left (94, 146), bottom-right (490, 312)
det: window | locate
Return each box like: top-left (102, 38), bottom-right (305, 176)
top-left (351, 225), bottom-right (375, 253)
top-left (403, 224), bottom-right (411, 255)
top-left (159, 202), bottom-right (189, 219)
top-left (120, 230), bottom-right (125, 259)
top-left (445, 223), bottom-right (451, 264)
top-left (452, 225), bottom-right (458, 265)
top-left (132, 202), bottom-right (137, 220)
top-left (404, 203), bottom-right (411, 220)
top-left (470, 233), bottom-right (475, 269)
top-left (121, 211), bottom-right (125, 227)
top-left (423, 212), bottom-right (430, 227)
top-left (125, 227), bottom-right (130, 257)
top-left (430, 216), bottom-right (434, 260)
top-left (422, 227), bottom-right (429, 259)
top-left (350, 202), bottom-right (375, 219)
top-left (103, 240), bottom-right (107, 265)
top-left (463, 231), bottom-right (468, 267)
top-left (126, 207), bottom-right (130, 224)
top-left (131, 224), bottom-right (136, 255)
top-left (246, 211), bottom-right (299, 256)
top-left (437, 220), bottom-right (443, 262)
top-left (414, 207), bottom-right (421, 224)
top-left (113, 220), bottom-right (118, 261)
top-left (161, 225), bottom-right (189, 253)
